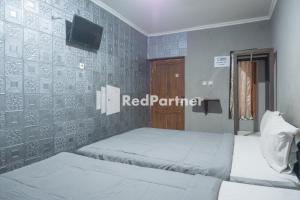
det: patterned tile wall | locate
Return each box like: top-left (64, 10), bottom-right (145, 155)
top-left (0, 0), bottom-right (149, 173)
top-left (147, 32), bottom-right (187, 59)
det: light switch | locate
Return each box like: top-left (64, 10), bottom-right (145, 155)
top-left (208, 81), bottom-right (214, 86)
top-left (202, 81), bottom-right (207, 86)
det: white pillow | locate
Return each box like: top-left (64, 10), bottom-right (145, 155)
top-left (260, 115), bottom-right (299, 173)
top-left (260, 110), bottom-right (280, 134)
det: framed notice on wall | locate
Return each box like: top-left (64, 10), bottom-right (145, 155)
top-left (214, 56), bottom-right (230, 68)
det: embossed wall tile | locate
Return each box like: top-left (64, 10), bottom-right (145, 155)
top-left (0, 0), bottom-right (149, 171)
top-left (6, 93), bottom-right (23, 111)
top-left (64, 120), bottom-right (76, 135)
top-left (65, 70), bottom-right (76, 93)
top-left (52, 0), bottom-right (65, 10)
top-left (40, 123), bottom-right (53, 139)
top-left (0, 111), bottom-right (4, 129)
top-left (65, 94), bottom-right (76, 108)
top-left (53, 108), bottom-right (65, 122)
top-left (65, 108), bottom-right (76, 121)
top-left (24, 0), bottom-right (39, 13)
top-left (0, 0), bottom-right (4, 20)
top-left (53, 78), bottom-right (65, 94)
top-left (54, 95), bottom-right (65, 109)
top-left (75, 95), bottom-right (85, 108)
top-left (24, 28), bottom-right (39, 61)
top-left (39, 109), bottom-right (52, 125)
top-left (76, 132), bottom-right (87, 147)
top-left (24, 140), bottom-right (40, 164)
top-left (53, 65), bottom-right (66, 80)
top-left (24, 126), bottom-right (40, 142)
top-left (0, 94), bottom-right (5, 111)
top-left (54, 122), bottom-right (65, 137)
top-left (85, 118), bottom-right (95, 134)
top-left (24, 61), bottom-right (39, 77)
top-left (24, 76), bottom-right (39, 93)
top-left (65, 134), bottom-right (76, 151)
top-left (39, 33), bottom-right (52, 63)
top-left (86, 106), bottom-right (95, 118)
top-left (24, 94), bottom-right (39, 110)
top-left (40, 78), bottom-right (52, 94)
top-left (6, 0), bottom-right (22, 7)
top-left (39, 94), bottom-right (52, 109)
top-left (5, 5), bottom-right (22, 24)
top-left (75, 81), bottom-right (86, 94)
top-left (0, 76), bottom-right (5, 94)
top-left (39, 63), bottom-right (52, 79)
top-left (54, 136), bottom-right (65, 153)
top-left (5, 144), bottom-right (24, 168)
top-left (24, 110), bottom-right (39, 127)
top-left (5, 23), bottom-right (23, 58)
top-left (5, 57), bottom-right (23, 76)
top-left (23, 11), bottom-right (39, 29)
top-left (39, 1), bottom-right (52, 19)
top-left (0, 130), bottom-right (5, 148)
top-left (53, 21), bottom-right (65, 38)
top-left (39, 17), bottom-right (52, 34)
top-left (40, 138), bottom-right (54, 158)
top-left (0, 20), bottom-right (4, 41)
top-left (0, 148), bottom-right (5, 170)
top-left (5, 128), bottom-right (23, 146)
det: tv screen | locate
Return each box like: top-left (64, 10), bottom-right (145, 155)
top-left (67, 15), bottom-right (103, 51)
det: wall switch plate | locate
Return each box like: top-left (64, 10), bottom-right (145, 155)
top-left (202, 81), bottom-right (207, 86)
top-left (208, 81), bottom-right (214, 86)
top-left (79, 63), bottom-right (85, 70)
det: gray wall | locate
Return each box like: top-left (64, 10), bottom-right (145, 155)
top-left (0, 0), bottom-right (149, 173)
top-left (271, 0), bottom-right (300, 127)
top-left (185, 21), bottom-right (272, 133)
top-left (148, 32), bottom-right (187, 59)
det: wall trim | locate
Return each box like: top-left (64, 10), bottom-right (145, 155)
top-left (148, 16), bottom-right (270, 36)
top-left (92, 0), bottom-right (278, 37)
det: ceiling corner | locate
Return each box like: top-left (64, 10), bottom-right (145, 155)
top-left (268, 0), bottom-right (278, 19)
top-left (91, 0), bottom-right (150, 36)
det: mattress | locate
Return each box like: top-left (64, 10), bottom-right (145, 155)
top-left (77, 128), bottom-right (234, 180)
top-left (230, 135), bottom-right (300, 189)
top-left (219, 181), bottom-right (300, 200)
top-left (1, 153), bottom-right (299, 200)
top-left (0, 152), bottom-right (221, 200)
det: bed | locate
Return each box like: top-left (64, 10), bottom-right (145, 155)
top-left (0, 152), bottom-right (299, 200)
top-left (231, 135), bottom-right (300, 189)
top-left (76, 128), bottom-right (300, 189)
top-left (77, 128), bottom-right (234, 180)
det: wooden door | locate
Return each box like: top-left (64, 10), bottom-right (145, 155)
top-left (150, 59), bottom-right (184, 130)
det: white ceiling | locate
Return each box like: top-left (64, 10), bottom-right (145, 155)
top-left (93, 0), bottom-right (277, 36)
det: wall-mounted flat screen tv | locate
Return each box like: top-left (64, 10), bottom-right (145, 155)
top-left (66, 15), bottom-right (103, 51)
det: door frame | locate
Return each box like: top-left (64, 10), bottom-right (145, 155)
top-left (231, 48), bottom-right (275, 135)
top-left (149, 57), bottom-right (185, 129)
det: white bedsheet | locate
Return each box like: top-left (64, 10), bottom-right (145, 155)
top-left (219, 181), bottom-right (300, 200)
top-left (77, 128), bottom-right (234, 180)
top-left (1, 153), bottom-right (300, 200)
top-left (231, 135), bottom-right (300, 189)
top-left (0, 153), bottom-right (221, 200)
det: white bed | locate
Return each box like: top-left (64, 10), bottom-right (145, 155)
top-left (76, 128), bottom-right (234, 180)
top-left (231, 135), bottom-right (300, 189)
top-left (0, 152), bottom-right (299, 200)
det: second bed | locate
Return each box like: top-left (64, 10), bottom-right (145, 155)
top-left (76, 128), bottom-right (300, 189)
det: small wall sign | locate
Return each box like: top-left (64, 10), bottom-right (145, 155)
top-left (214, 56), bottom-right (230, 68)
